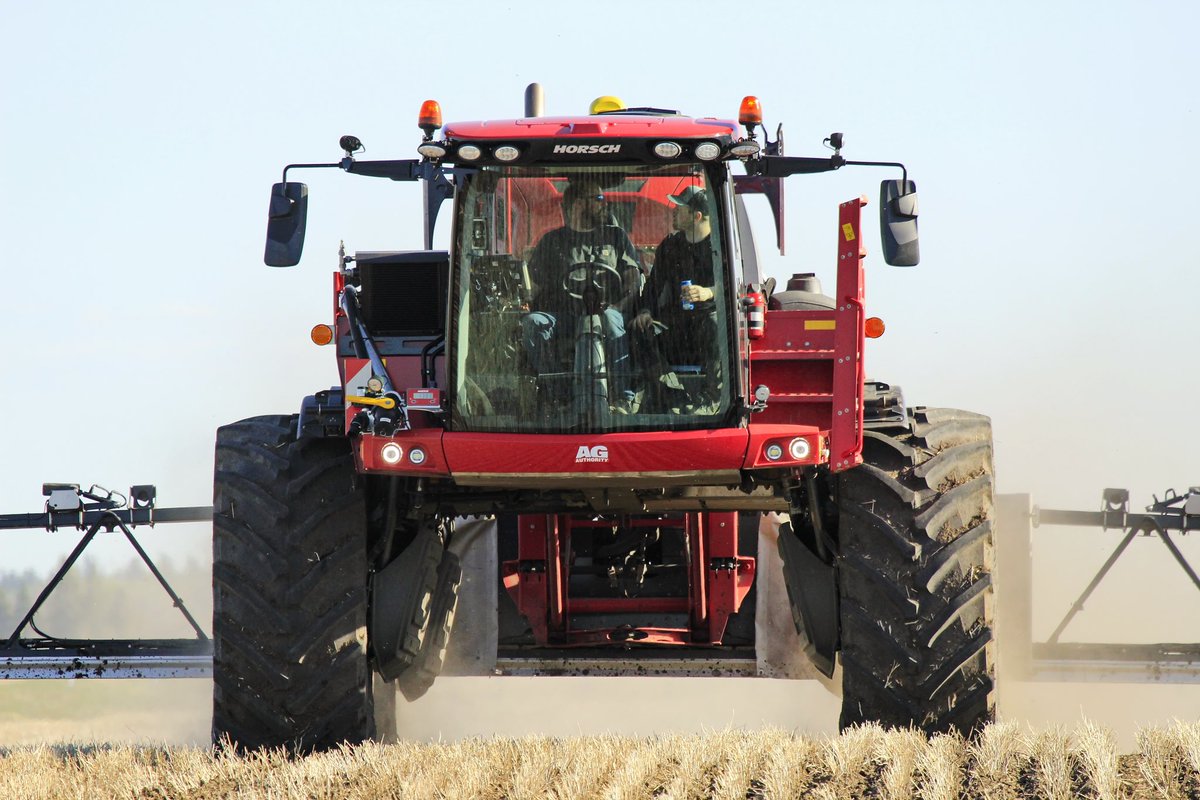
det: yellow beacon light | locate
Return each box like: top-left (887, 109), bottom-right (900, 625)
top-left (589, 95), bottom-right (626, 114)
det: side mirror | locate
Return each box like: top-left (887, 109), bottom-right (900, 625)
top-left (879, 179), bottom-right (919, 267)
top-left (264, 182), bottom-right (308, 267)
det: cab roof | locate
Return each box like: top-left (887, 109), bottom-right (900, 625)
top-left (443, 115), bottom-right (739, 141)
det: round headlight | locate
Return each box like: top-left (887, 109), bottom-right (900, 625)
top-left (456, 144), bottom-right (482, 161)
top-left (729, 141), bottom-right (761, 158)
top-left (366, 376), bottom-right (384, 394)
top-left (494, 145), bottom-right (520, 162)
top-left (764, 443), bottom-right (784, 462)
top-left (409, 447), bottom-right (427, 465)
top-left (417, 142), bottom-right (447, 159)
top-left (693, 142), bottom-right (722, 161)
top-left (381, 443), bottom-right (404, 464)
top-left (654, 141), bottom-right (682, 158)
top-left (788, 437), bottom-right (811, 460)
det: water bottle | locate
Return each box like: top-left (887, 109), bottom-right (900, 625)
top-left (680, 280), bottom-right (694, 311)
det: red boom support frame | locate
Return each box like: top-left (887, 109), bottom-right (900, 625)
top-left (501, 513), bottom-right (755, 647)
top-left (830, 196), bottom-right (867, 471)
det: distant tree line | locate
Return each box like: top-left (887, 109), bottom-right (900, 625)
top-left (0, 558), bottom-right (211, 640)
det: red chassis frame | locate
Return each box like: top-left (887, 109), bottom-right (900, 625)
top-left (500, 512), bottom-right (755, 647)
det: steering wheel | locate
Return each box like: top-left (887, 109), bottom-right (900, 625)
top-left (562, 261), bottom-right (624, 304)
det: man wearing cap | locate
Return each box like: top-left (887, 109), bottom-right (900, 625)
top-left (632, 184), bottom-right (721, 411)
top-left (522, 182), bottom-right (640, 401)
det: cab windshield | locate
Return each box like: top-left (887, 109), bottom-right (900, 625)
top-left (449, 163), bottom-right (733, 433)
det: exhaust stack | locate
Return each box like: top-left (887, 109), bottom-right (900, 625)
top-left (525, 83), bottom-right (544, 118)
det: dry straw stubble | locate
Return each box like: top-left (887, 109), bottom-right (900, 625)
top-left (5, 722), bottom-right (1200, 798)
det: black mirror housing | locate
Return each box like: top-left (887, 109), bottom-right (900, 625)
top-left (264, 182), bottom-right (308, 267)
top-left (879, 179), bottom-right (919, 267)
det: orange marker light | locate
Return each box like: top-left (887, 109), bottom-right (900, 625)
top-left (310, 324), bottom-right (334, 346)
top-left (865, 317), bottom-right (886, 339)
top-left (418, 100), bottom-right (443, 135)
top-left (739, 96), bottom-right (763, 127)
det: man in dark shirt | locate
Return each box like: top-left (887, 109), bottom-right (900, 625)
top-left (632, 184), bottom-right (722, 411)
top-left (521, 182), bottom-right (640, 403)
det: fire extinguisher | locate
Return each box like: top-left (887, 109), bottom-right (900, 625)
top-left (743, 289), bottom-right (765, 339)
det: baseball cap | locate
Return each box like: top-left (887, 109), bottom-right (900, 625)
top-left (668, 185), bottom-right (710, 214)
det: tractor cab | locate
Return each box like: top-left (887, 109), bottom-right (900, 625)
top-left (450, 161), bottom-right (736, 433)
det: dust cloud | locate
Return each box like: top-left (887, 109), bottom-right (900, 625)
top-left (396, 516), bottom-right (841, 742)
top-left (398, 676), bottom-right (840, 741)
top-left (0, 680), bottom-right (210, 746)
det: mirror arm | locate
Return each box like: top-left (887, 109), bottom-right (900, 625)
top-left (341, 158), bottom-right (441, 182)
top-left (754, 155), bottom-right (845, 177)
top-left (280, 159), bottom-right (447, 183)
top-left (281, 162), bottom-right (342, 183)
top-left (755, 155), bottom-right (910, 188)
top-left (842, 160), bottom-right (908, 188)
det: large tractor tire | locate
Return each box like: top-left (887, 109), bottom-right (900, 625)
top-left (212, 415), bottom-right (373, 751)
top-left (837, 407), bottom-right (995, 735)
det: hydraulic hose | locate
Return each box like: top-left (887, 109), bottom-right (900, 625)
top-left (340, 286), bottom-right (409, 431)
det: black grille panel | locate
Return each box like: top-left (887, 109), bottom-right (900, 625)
top-left (356, 251), bottom-right (448, 336)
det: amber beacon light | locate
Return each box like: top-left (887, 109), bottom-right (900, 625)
top-left (739, 96), bottom-right (763, 127)
top-left (418, 100), bottom-right (442, 137)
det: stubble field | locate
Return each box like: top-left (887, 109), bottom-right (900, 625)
top-left (5, 720), bottom-right (1200, 799)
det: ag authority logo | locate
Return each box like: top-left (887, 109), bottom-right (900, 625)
top-left (575, 445), bottom-right (609, 463)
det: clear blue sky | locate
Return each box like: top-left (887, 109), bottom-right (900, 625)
top-left (3, 1), bottom-right (1199, 642)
